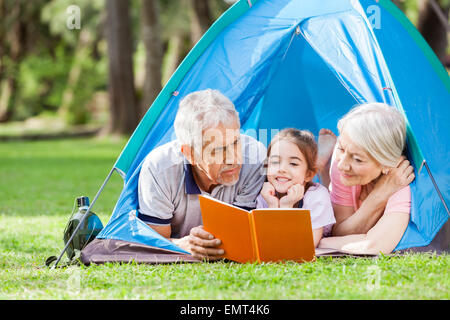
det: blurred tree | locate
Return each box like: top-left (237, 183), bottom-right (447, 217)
top-left (105, 0), bottom-right (139, 135)
top-left (159, 0), bottom-right (230, 85)
top-left (58, 28), bottom-right (94, 124)
top-left (417, 0), bottom-right (449, 64)
top-left (40, 0), bottom-right (107, 125)
top-left (12, 0), bottom-right (448, 137)
top-left (159, 0), bottom-right (191, 85)
top-left (0, 0), bottom-right (108, 125)
top-left (0, 0), bottom-right (231, 131)
top-left (0, 0), bottom-right (47, 122)
top-left (190, 0), bottom-right (213, 46)
top-left (139, 0), bottom-right (163, 116)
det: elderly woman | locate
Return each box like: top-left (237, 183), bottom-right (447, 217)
top-left (317, 103), bottom-right (415, 255)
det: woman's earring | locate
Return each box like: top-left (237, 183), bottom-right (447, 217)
top-left (382, 168), bottom-right (390, 175)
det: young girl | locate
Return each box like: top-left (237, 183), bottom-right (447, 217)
top-left (256, 128), bottom-right (336, 247)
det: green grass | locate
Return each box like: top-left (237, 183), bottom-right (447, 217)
top-left (0, 137), bottom-right (448, 299)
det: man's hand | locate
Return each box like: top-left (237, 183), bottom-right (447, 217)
top-left (279, 183), bottom-right (305, 208)
top-left (260, 182), bottom-right (279, 208)
top-left (172, 226), bottom-right (224, 261)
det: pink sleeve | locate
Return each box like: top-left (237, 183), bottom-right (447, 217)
top-left (329, 160), bottom-right (354, 207)
top-left (384, 185), bottom-right (411, 214)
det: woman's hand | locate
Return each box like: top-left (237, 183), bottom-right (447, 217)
top-left (375, 156), bottom-right (415, 197)
top-left (279, 183), bottom-right (305, 208)
top-left (260, 182), bottom-right (279, 208)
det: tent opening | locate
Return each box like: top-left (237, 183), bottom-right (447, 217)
top-left (242, 29), bottom-right (358, 145)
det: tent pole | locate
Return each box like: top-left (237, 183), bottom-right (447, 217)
top-left (423, 161), bottom-right (450, 216)
top-left (51, 167), bottom-right (117, 269)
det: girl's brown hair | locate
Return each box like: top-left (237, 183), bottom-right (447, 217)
top-left (266, 128), bottom-right (318, 191)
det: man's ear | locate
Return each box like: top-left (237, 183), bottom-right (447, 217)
top-left (181, 144), bottom-right (195, 165)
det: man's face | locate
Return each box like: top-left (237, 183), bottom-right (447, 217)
top-left (193, 118), bottom-right (243, 187)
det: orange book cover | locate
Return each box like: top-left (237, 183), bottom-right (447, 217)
top-left (199, 195), bottom-right (315, 264)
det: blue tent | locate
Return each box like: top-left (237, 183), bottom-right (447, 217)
top-left (82, 0), bottom-right (449, 262)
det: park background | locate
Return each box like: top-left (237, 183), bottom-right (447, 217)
top-left (0, 0), bottom-right (449, 299)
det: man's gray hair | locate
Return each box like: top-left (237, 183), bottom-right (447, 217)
top-left (337, 103), bottom-right (407, 168)
top-left (174, 89), bottom-right (240, 147)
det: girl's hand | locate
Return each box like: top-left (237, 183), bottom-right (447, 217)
top-left (260, 182), bottom-right (279, 208)
top-left (279, 183), bottom-right (305, 208)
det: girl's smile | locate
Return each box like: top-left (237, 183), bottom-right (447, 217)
top-left (267, 139), bottom-right (312, 194)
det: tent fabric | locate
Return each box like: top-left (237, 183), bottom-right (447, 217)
top-left (81, 239), bottom-right (200, 265)
top-left (87, 0), bottom-right (449, 264)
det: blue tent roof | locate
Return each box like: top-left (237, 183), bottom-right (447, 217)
top-left (97, 0), bottom-right (449, 253)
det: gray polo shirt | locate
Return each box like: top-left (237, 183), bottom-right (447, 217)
top-left (137, 134), bottom-right (267, 238)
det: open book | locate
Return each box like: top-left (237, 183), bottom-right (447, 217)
top-left (198, 195), bottom-right (315, 263)
top-left (314, 247), bottom-right (378, 257)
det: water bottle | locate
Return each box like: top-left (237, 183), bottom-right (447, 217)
top-left (63, 196), bottom-right (103, 260)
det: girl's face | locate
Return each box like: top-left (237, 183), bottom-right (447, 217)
top-left (267, 139), bottom-right (313, 194)
top-left (335, 132), bottom-right (383, 186)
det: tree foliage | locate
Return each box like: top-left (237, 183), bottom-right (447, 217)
top-left (0, 0), bottom-right (447, 134)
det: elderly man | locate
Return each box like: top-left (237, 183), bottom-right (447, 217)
top-left (137, 89), bottom-right (266, 260)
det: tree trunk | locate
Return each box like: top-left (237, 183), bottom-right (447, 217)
top-left (189, 0), bottom-right (213, 46)
top-left (105, 0), bottom-right (139, 135)
top-left (161, 34), bottom-right (184, 86)
top-left (0, 1), bottom-right (26, 122)
top-left (58, 29), bottom-right (92, 124)
top-left (417, 0), bottom-right (449, 65)
top-left (140, 0), bottom-right (163, 116)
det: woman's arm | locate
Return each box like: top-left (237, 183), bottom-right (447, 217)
top-left (319, 212), bottom-right (410, 255)
top-left (312, 227), bottom-right (323, 248)
top-left (332, 158), bottom-right (414, 236)
top-left (331, 190), bottom-right (387, 236)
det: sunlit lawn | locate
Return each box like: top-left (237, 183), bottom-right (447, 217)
top-left (0, 137), bottom-right (448, 299)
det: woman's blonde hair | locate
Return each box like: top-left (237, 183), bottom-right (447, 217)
top-left (337, 103), bottom-right (406, 167)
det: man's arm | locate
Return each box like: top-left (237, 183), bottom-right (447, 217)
top-left (147, 224), bottom-right (224, 260)
top-left (147, 224), bottom-right (171, 238)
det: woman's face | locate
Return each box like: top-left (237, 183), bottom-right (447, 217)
top-left (335, 132), bottom-right (383, 186)
top-left (267, 139), bottom-right (312, 194)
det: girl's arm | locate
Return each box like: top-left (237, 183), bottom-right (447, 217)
top-left (319, 212), bottom-right (409, 255)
